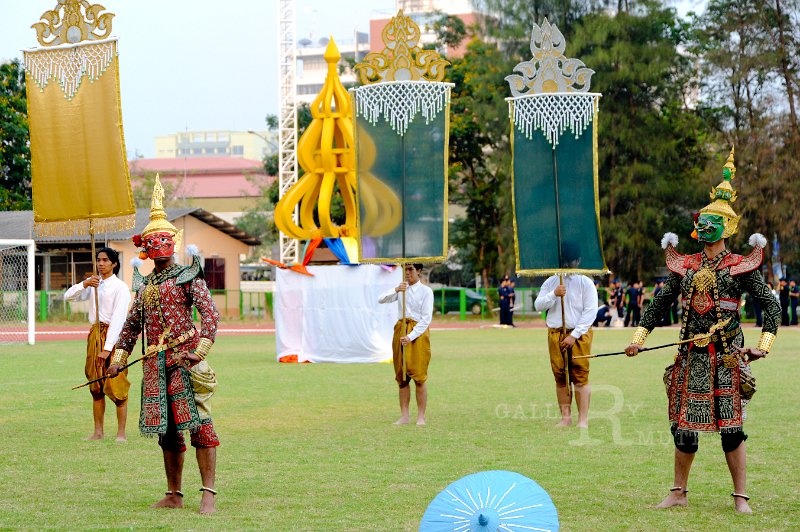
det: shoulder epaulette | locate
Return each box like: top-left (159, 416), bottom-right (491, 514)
top-left (665, 246), bottom-right (701, 276)
top-left (176, 254), bottom-right (204, 285)
top-left (727, 247), bottom-right (763, 275)
top-left (132, 266), bottom-right (146, 293)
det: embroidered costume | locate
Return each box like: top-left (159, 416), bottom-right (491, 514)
top-left (113, 177), bottom-right (221, 451)
top-left (632, 149), bottom-right (780, 443)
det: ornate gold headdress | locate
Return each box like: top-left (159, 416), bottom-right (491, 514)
top-left (140, 175), bottom-right (182, 250)
top-left (699, 146), bottom-right (740, 239)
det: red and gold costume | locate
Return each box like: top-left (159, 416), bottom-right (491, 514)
top-left (632, 149), bottom-right (779, 447)
top-left (112, 176), bottom-right (221, 451)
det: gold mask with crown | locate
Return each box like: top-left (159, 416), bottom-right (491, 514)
top-left (133, 175), bottom-right (183, 259)
top-left (692, 147), bottom-right (740, 241)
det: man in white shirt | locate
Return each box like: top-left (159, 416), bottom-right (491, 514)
top-left (378, 263), bottom-right (434, 425)
top-left (534, 274), bottom-right (598, 428)
top-left (64, 247), bottom-right (132, 441)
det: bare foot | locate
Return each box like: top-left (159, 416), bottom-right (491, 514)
top-left (733, 497), bottom-right (752, 514)
top-left (416, 418), bottom-right (426, 426)
top-left (556, 419), bottom-right (572, 427)
top-left (576, 421), bottom-right (588, 429)
top-left (115, 435), bottom-right (127, 442)
top-left (199, 491), bottom-right (216, 514)
top-left (83, 433), bottom-right (103, 441)
top-left (655, 492), bottom-right (687, 509)
top-left (394, 417), bottom-right (409, 425)
top-left (151, 493), bottom-right (184, 509)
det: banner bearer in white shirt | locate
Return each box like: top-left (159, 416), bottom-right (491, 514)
top-left (534, 274), bottom-right (598, 428)
top-left (64, 247), bottom-right (132, 441)
top-left (379, 264), bottom-right (434, 425)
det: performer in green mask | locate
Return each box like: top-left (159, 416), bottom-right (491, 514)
top-left (624, 148), bottom-right (780, 514)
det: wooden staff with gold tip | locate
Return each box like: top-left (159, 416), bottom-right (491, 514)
top-left (72, 327), bottom-right (171, 389)
top-left (558, 273), bottom-right (572, 399)
top-left (72, 351), bottom-right (147, 390)
top-left (573, 319), bottom-right (732, 359)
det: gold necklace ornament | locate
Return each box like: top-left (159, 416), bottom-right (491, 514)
top-left (692, 267), bottom-right (716, 294)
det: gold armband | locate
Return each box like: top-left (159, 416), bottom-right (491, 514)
top-left (756, 332), bottom-right (775, 354)
top-left (194, 338), bottom-right (213, 360)
top-left (111, 348), bottom-right (130, 366)
top-left (631, 326), bottom-right (649, 347)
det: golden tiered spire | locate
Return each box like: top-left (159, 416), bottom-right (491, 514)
top-left (273, 38), bottom-right (357, 240)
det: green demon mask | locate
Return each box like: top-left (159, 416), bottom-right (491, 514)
top-left (694, 213), bottom-right (725, 243)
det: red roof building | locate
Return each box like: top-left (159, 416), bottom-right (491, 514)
top-left (129, 157), bottom-right (274, 222)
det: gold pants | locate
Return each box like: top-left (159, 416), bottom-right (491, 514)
top-left (393, 319), bottom-right (431, 387)
top-left (86, 323), bottom-right (130, 403)
top-left (547, 328), bottom-right (592, 386)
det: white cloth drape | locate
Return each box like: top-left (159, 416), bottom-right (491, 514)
top-left (275, 265), bottom-right (400, 363)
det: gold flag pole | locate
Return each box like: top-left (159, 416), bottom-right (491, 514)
top-left (559, 273), bottom-right (572, 399)
top-left (89, 219), bottom-right (103, 381)
top-left (401, 261), bottom-right (407, 382)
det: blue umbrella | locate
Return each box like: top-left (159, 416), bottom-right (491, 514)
top-left (420, 470), bottom-right (559, 532)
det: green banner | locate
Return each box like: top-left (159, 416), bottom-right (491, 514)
top-left (512, 106), bottom-right (607, 275)
top-left (354, 105), bottom-right (449, 263)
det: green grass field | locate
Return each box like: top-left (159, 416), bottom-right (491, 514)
top-left (0, 325), bottom-right (798, 530)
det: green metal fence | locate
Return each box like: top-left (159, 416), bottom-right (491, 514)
top-left (36, 289), bottom-right (274, 322)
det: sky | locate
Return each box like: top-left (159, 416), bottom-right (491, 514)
top-left (2, 1), bottom-right (700, 160)
top-left (0, 0), bottom-right (395, 159)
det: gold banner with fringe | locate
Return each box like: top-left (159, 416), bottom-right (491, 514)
top-left (24, 38), bottom-right (134, 236)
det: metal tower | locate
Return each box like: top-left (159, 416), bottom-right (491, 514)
top-left (277, 0), bottom-right (299, 263)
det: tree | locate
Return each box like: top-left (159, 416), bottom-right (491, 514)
top-left (691, 0), bottom-right (800, 271)
top-left (0, 60), bottom-right (31, 210)
top-left (447, 39), bottom-right (518, 292)
top-left (570, 6), bottom-right (710, 281)
top-left (237, 104), bottom-right (326, 258)
top-left (475, 0), bottom-right (597, 54)
top-left (431, 13), bottom-right (468, 50)
top-left (130, 170), bottom-right (182, 208)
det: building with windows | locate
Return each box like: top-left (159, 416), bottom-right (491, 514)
top-left (296, 33), bottom-right (369, 104)
top-left (369, 0), bottom-right (482, 58)
top-left (129, 157), bottom-right (273, 225)
top-left (0, 208), bottom-right (260, 317)
top-left (154, 129), bottom-right (277, 161)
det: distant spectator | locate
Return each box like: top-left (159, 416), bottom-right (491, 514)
top-left (779, 278), bottom-right (790, 326)
top-left (790, 279), bottom-right (798, 326)
top-left (652, 280), bottom-right (669, 326)
top-left (624, 281), bottom-right (642, 327)
top-left (594, 303), bottom-right (612, 327)
top-left (610, 279), bottom-right (625, 325)
top-left (498, 276), bottom-right (512, 326)
top-left (508, 279), bottom-right (516, 327)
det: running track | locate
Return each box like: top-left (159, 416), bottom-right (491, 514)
top-left (1, 322), bottom-right (544, 342)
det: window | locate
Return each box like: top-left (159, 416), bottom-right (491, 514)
top-left (231, 145), bottom-right (244, 155)
top-left (298, 84), bottom-right (324, 95)
top-left (204, 258), bottom-right (225, 290)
